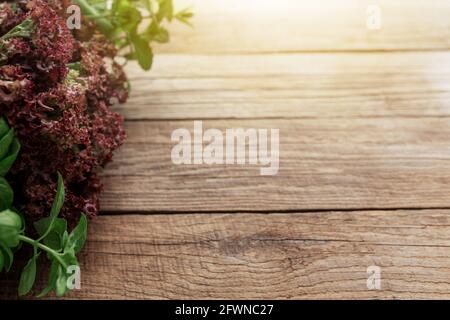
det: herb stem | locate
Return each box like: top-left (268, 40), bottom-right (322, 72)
top-left (17, 235), bottom-right (68, 269)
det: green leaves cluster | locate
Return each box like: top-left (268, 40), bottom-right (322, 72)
top-left (74, 0), bottom-right (193, 70)
top-left (0, 174), bottom-right (87, 297)
top-left (0, 118), bottom-right (20, 210)
top-left (0, 118), bottom-right (88, 297)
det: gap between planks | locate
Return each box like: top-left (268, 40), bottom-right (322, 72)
top-left (100, 206), bottom-right (450, 216)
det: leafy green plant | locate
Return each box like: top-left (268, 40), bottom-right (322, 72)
top-left (0, 118), bottom-right (20, 209)
top-left (0, 119), bottom-right (87, 297)
top-left (74, 0), bottom-right (193, 70)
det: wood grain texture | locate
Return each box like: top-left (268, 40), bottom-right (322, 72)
top-left (100, 118), bottom-right (450, 212)
top-left (119, 52), bottom-right (450, 120)
top-left (3, 0), bottom-right (450, 301)
top-left (2, 210), bottom-right (450, 299)
top-left (157, 0), bottom-right (450, 54)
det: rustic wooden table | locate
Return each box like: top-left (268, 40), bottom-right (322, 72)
top-left (3, 0), bottom-right (450, 299)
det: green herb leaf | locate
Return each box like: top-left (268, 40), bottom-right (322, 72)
top-left (117, 1), bottom-right (142, 32)
top-left (36, 259), bottom-right (59, 298)
top-left (0, 179), bottom-right (13, 211)
top-left (0, 118), bottom-right (8, 137)
top-left (175, 8), bottom-right (194, 27)
top-left (0, 138), bottom-right (20, 177)
top-left (55, 264), bottom-right (68, 297)
top-left (156, 0), bottom-right (173, 22)
top-left (0, 241), bottom-right (12, 271)
top-left (65, 214), bottom-right (87, 253)
top-left (0, 210), bottom-right (22, 248)
top-left (62, 230), bottom-right (69, 248)
top-left (51, 172), bottom-right (65, 219)
top-left (0, 129), bottom-right (14, 160)
top-left (131, 33), bottom-right (153, 70)
top-left (38, 172), bottom-right (65, 241)
top-left (34, 217), bottom-right (67, 251)
top-left (142, 21), bottom-right (169, 43)
top-left (0, 209), bottom-right (22, 231)
top-left (18, 253), bottom-right (38, 296)
top-left (73, 0), bottom-right (114, 36)
top-left (0, 226), bottom-right (20, 249)
top-left (0, 119), bottom-right (87, 298)
top-left (76, 0), bottom-right (192, 71)
top-left (61, 248), bottom-right (78, 268)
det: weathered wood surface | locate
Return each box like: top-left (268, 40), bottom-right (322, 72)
top-left (101, 118), bottom-right (450, 212)
top-left (156, 0), bottom-right (450, 54)
top-left (2, 211), bottom-right (450, 299)
top-left (3, 0), bottom-right (450, 300)
top-left (118, 53), bottom-right (450, 120)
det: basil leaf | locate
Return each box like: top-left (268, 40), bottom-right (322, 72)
top-left (0, 129), bottom-right (13, 160)
top-left (0, 226), bottom-right (20, 248)
top-left (36, 259), bottom-right (59, 298)
top-left (65, 214), bottom-right (87, 253)
top-left (38, 172), bottom-right (65, 241)
top-left (61, 247), bottom-right (78, 268)
top-left (62, 230), bottom-right (69, 248)
top-left (0, 178), bottom-right (13, 211)
top-left (175, 8), bottom-right (193, 27)
top-left (0, 209), bottom-right (22, 230)
top-left (0, 118), bottom-right (8, 137)
top-left (119, 3), bottom-right (142, 32)
top-left (34, 217), bottom-right (67, 251)
top-left (0, 139), bottom-right (20, 177)
top-left (156, 0), bottom-right (173, 22)
top-left (153, 27), bottom-right (169, 43)
top-left (0, 210), bottom-right (22, 248)
top-left (0, 241), bottom-right (13, 271)
top-left (34, 217), bottom-right (67, 237)
top-left (131, 33), bottom-right (153, 70)
top-left (50, 172), bottom-right (65, 220)
top-left (18, 253), bottom-right (38, 296)
top-left (55, 264), bottom-right (68, 297)
top-left (142, 22), bottom-right (169, 43)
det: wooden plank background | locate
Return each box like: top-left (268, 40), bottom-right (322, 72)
top-left (3, 211), bottom-right (450, 299)
top-left (118, 53), bottom-right (450, 120)
top-left (101, 118), bottom-right (450, 212)
top-left (2, 0), bottom-right (450, 299)
top-left (157, 0), bottom-right (450, 53)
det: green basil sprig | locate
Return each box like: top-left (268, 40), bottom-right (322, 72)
top-left (0, 118), bottom-right (87, 297)
top-left (0, 175), bottom-right (88, 297)
top-left (0, 118), bottom-right (20, 210)
top-left (74, 0), bottom-right (193, 70)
